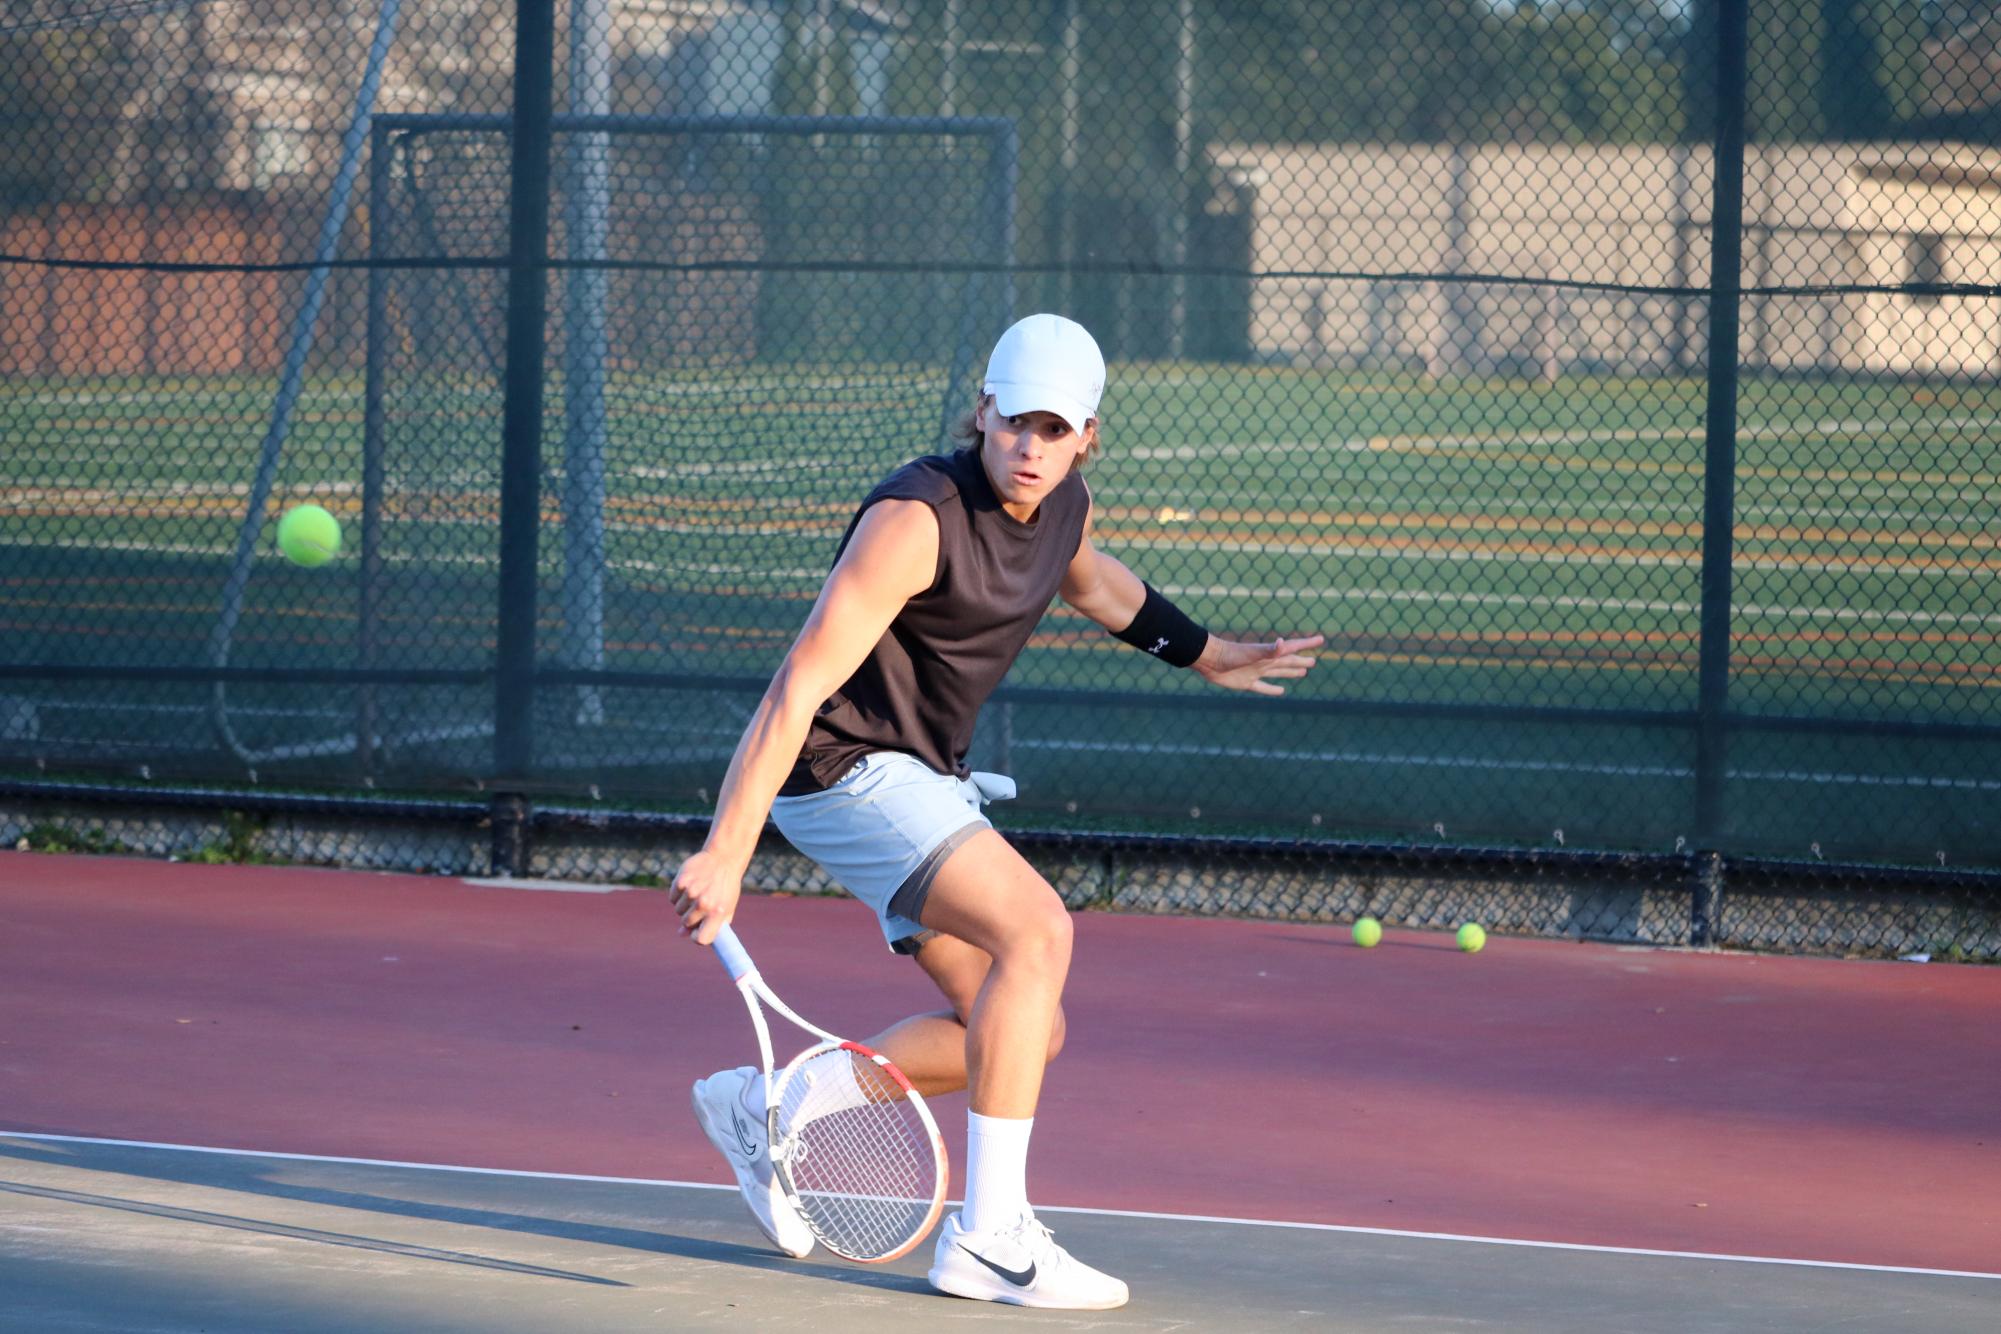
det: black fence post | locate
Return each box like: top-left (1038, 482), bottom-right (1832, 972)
top-left (1694, 0), bottom-right (1749, 842)
top-left (489, 791), bottom-right (532, 880)
top-left (358, 120), bottom-right (391, 782)
top-left (1692, 849), bottom-right (1724, 948)
top-left (492, 0), bottom-right (558, 876)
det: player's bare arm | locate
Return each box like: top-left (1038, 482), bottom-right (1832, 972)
top-left (673, 499), bottom-right (939, 944)
top-left (1060, 498), bottom-right (1323, 696)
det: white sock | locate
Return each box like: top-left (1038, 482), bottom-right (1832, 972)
top-left (782, 1049), bottom-right (872, 1125)
top-left (963, 1111), bottom-right (1033, 1235)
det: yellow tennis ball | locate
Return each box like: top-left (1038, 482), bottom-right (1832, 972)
top-left (1352, 916), bottom-right (1382, 948)
top-left (1457, 922), bottom-right (1487, 953)
top-left (276, 504), bottom-right (342, 568)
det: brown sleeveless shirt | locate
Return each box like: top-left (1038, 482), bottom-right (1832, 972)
top-left (783, 447), bottom-right (1090, 791)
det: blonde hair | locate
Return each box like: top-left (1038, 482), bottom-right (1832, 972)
top-left (952, 395), bottom-right (1102, 464)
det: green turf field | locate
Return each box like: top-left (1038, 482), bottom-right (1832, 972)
top-left (5, 363), bottom-right (1998, 866)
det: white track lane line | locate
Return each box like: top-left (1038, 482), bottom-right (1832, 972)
top-left (3, 1132), bottom-right (1995, 1282)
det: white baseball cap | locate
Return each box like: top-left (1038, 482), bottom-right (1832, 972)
top-left (982, 314), bottom-right (1105, 435)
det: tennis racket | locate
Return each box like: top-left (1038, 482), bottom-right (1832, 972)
top-left (709, 923), bottom-right (948, 1263)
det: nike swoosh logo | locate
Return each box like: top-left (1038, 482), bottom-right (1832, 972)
top-left (960, 1243), bottom-right (1036, 1288)
top-left (728, 1107), bottom-right (759, 1160)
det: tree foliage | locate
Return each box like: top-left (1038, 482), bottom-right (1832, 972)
top-left (1684, 0), bottom-right (1938, 143)
top-left (0, 29), bottom-right (140, 202)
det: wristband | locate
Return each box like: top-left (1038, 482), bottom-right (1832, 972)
top-left (1112, 583), bottom-right (1209, 668)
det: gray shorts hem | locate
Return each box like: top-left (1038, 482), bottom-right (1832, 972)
top-left (768, 751), bottom-right (1001, 955)
top-left (886, 821), bottom-right (987, 928)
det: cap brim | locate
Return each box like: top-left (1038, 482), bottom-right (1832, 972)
top-left (986, 382), bottom-right (1094, 436)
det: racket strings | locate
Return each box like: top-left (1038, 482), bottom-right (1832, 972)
top-left (773, 1047), bottom-right (940, 1260)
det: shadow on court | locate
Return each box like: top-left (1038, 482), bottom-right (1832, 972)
top-left (4, 1137), bottom-right (1998, 1334)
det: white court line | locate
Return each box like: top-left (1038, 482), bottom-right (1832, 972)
top-left (3, 1132), bottom-right (1994, 1283)
top-left (9, 388), bottom-right (361, 410)
top-left (0, 1132), bottom-right (720, 1190)
top-left (2, 538), bottom-right (510, 567)
top-left (1030, 1201), bottom-right (2001, 1283)
top-left (31, 700), bottom-right (357, 720)
top-left (1117, 490), bottom-right (1992, 525)
top-left (1119, 536), bottom-right (2001, 577)
top-left (1015, 738), bottom-right (1687, 781)
top-left (5, 480), bottom-right (364, 502)
top-left (628, 457), bottom-right (856, 479)
top-left (1015, 739), bottom-right (2001, 792)
top-left (1155, 585), bottom-right (2001, 629)
top-left (1120, 413), bottom-right (2001, 464)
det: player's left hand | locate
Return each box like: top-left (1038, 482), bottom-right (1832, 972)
top-left (1192, 633), bottom-right (1324, 696)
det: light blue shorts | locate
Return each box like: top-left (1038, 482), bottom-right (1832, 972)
top-left (769, 751), bottom-right (1015, 955)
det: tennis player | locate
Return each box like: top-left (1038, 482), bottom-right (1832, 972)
top-left (677, 313), bottom-right (1321, 1309)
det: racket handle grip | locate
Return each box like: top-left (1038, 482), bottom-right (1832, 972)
top-left (710, 923), bottom-right (756, 982)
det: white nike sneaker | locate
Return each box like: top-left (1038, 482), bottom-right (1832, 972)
top-left (927, 1210), bottom-right (1129, 1310)
top-left (691, 1066), bottom-right (814, 1258)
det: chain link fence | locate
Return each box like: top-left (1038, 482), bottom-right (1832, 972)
top-left (4, 1), bottom-right (1998, 957)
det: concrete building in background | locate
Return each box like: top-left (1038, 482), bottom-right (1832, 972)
top-left (1210, 141), bottom-right (2001, 379)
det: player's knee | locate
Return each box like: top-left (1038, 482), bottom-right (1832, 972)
top-left (1007, 898), bottom-right (1073, 976)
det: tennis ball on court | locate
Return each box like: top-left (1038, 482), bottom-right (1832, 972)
top-left (1353, 916), bottom-right (1383, 948)
top-left (1457, 922), bottom-right (1487, 953)
top-left (276, 504), bottom-right (341, 567)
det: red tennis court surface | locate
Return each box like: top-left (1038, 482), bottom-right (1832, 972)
top-left (2, 849), bottom-right (1996, 1282)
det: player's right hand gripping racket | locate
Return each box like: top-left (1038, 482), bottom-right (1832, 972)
top-left (709, 924), bottom-right (948, 1263)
